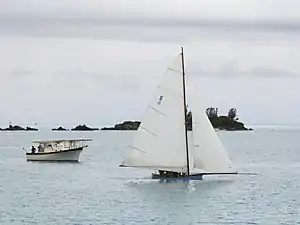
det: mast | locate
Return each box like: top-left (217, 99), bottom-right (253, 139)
top-left (181, 46), bottom-right (190, 176)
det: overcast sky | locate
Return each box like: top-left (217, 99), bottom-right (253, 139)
top-left (0, 0), bottom-right (300, 128)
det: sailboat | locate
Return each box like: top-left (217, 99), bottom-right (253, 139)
top-left (119, 47), bottom-right (238, 180)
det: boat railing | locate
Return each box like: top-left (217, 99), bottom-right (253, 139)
top-left (25, 139), bottom-right (91, 153)
top-left (65, 140), bottom-right (88, 150)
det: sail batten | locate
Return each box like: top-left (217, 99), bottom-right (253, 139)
top-left (139, 126), bottom-right (157, 136)
top-left (167, 68), bottom-right (181, 73)
top-left (148, 107), bottom-right (167, 116)
top-left (131, 146), bottom-right (147, 153)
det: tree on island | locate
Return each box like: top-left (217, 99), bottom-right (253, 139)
top-left (228, 108), bottom-right (237, 120)
top-left (205, 107), bottom-right (219, 118)
top-left (186, 107), bottom-right (248, 131)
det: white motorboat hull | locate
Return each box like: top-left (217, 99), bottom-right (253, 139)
top-left (26, 147), bottom-right (83, 162)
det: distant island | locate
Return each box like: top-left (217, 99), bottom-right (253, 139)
top-left (71, 124), bottom-right (99, 131)
top-left (187, 108), bottom-right (251, 131)
top-left (0, 125), bottom-right (38, 131)
top-left (101, 107), bottom-right (252, 131)
top-left (52, 126), bottom-right (68, 131)
top-left (101, 121), bottom-right (141, 131)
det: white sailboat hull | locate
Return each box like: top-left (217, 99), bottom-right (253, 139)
top-left (152, 173), bottom-right (203, 181)
top-left (151, 172), bottom-right (238, 181)
top-left (26, 147), bottom-right (83, 162)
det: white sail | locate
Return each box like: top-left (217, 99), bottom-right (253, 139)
top-left (191, 100), bottom-right (237, 173)
top-left (120, 54), bottom-right (188, 173)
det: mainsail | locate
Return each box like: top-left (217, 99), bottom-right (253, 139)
top-left (120, 54), bottom-right (188, 173)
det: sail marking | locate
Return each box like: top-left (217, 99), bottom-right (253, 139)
top-left (131, 146), bottom-right (147, 153)
top-left (167, 68), bottom-right (181, 74)
top-left (139, 126), bottom-right (157, 136)
top-left (147, 106), bottom-right (167, 117)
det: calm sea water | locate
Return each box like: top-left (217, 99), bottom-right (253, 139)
top-left (0, 129), bottom-right (300, 225)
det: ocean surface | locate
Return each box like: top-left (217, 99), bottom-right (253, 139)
top-left (0, 129), bottom-right (300, 225)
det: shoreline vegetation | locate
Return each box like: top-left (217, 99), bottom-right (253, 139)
top-left (101, 108), bottom-right (252, 131)
top-left (52, 124), bottom-right (99, 131)
top-left (71, 124), bottom-right (99, 131)
top-left (52, 125), bottom-right (99, 131)
top-left (0, 124), bottom-right (99, 131)
top-left (0, 125), bottom-right (38, 131)
top-left (52, 126), bottom-right (68, 131)
top-left (0, 108), bottom-right (251, 132)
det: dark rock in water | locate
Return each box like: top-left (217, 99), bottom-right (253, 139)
top-left (0, 125), bottom-right (38, 131)
top-left (52, 126), bottom-right (68, 131)
top-left (101, 121), bottom-right (141, 131)
top-left (201, 107), bottom-right (250, 131)
top-left (9, 125), bottom-right (25, 130)
top-left (186, 112), bottom-right (249, 131)
top-left (26, 126), bottom-right (38, 131)
top-left (2, 125), bottom-right (25, 131)
top-left (71, 124), bottom-right (99, 131)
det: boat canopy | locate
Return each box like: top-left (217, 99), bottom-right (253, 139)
top-left (32, 139), bottom-right (92, 144)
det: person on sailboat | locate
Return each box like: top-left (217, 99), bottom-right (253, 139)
top-left (159, 170), bottom-right (164, 177)
top-left (158, 170), bottom-right (180, 178)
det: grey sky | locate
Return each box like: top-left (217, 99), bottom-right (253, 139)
top-left (0, 0), bottom-right (299, 127)
top-left (2, 0), bottom-right (300, 19)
